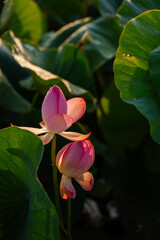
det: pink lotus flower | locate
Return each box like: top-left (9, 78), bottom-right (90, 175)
top-left (56, 140), bottom-right (95, 199)
top-left (17, 86), bottom-right (90, 144)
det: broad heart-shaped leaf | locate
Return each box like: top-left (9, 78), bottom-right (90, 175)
top-left (97, 81), bottom-right (148, 151)
top-left (40, 18), bottom-right (91, 48)
top-left (118, 0), bottom-right (160, 25)
top-left (62, 15), bottom-right (123, 71)
top-left (3, 31), bottom-right (96, 112)
top-left (114, 10), bottom-right (160, 144)
top-left (4, 0), bottom-right (46, 42)
top-left (0, 69), bottom-right (31, 113)
top-left (0, 127), bottom-right (60, 240)
top-left (96, 0), bottom-right (123, 15)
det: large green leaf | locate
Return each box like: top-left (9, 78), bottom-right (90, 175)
top-left (0, 127), bottom-right (60, 240)
top-left (97, 82), bottom-right (148, 150)
top-left (4, 0), bottom-right (46, 42)
top-left (3, 31), bottom-right (96, 112)
top-left (118, 0), bottom-right (160, 25)
top-left (0, 69), bottom-right (31, 113)
top-left (63, 15), bottom-right (123, 71)
top-left (114, 10), bottom-right (160, 143)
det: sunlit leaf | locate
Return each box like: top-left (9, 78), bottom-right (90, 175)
top-left (114, 10), bottom-right (160, 143)
top-left (5, 0), bottom-right (46, 42)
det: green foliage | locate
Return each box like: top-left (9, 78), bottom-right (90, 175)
top-left (0, 127), bottom-right (60, 239)
top-left (114, 10), bottom-right (160, 143)
top-left (118, 0), bottom-right (160, 25)
top-left (97, 0), bottom-right (123, 15)
top-left (0, 69), bottom-right (31, 113)
top-left (149, 45), bottom-right (160, 99)
top-left (0, 0), bottom-right (46, 42)
top-left (0, 39), bottom-right (29, 89)
top-left (1, 0), bottom-right (160, 239)
top-left (63, 15), bottom-right (123, 71)
top-left (3, 31), bottom-right (96, 112)
top-left (97, 81), bottom-right (149, 150)
top-left (41, 14), bottom-right (122, 71)
top-left (40, 18), bottom-right (91, 48)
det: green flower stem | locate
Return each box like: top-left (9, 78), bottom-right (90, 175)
top-left (51, 135), bottom-right (67, 237)
top-left (67, 199), bottom-right (72, 240)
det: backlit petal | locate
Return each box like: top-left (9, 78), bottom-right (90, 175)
top-left (60, 175), bottom-right (76, 199)
top-left (56, 141), bottom-right (84, 177)
top-left (59, 131), bottom-right (91, 141)
top-left (17, 126), bottom-right (47, 135)
top-left (56, 143), bottom-right (70, 173)
top-left (45, 113), bottom-right (73, 133)
top-left (39, 132), bottom-right (54, 145)
top-left (75, 172), bottom-right (94, 191)
top-left (73, 143), bottom-right (95, 177)
top-left (67, 98), bottom-right (86, 123)
top-left (42, 86), bottom-right (67, 122)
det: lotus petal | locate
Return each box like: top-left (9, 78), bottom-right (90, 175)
top-left (42, 86), bottom-right (67, 122)
top-left (60, 175), bottom-right (76, 199)
top-left (75, 172), bottom-right (94, 191)
top-left (59, 131), bottom-right (91, 141)
top-left (67, 98), bottom-right (86, 123)
top-left (39, 132), bottom-right (54, 145)
top-left (45, 113), bottom-right (73, 133)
